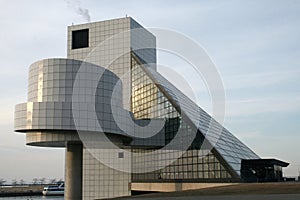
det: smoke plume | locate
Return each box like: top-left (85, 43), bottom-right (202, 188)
top-left (65, 0), bottom-right (91, 22)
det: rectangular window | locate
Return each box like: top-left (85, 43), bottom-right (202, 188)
top-left (118, 152), bottom-right (124, 158)
top-left (72, 29), bottom-right (89, 49)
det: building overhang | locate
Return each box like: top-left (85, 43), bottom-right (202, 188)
top-left (242, 159), bottom-right (289, 167)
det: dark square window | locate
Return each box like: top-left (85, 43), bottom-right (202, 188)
top-left (72, 29), bottom-right (89, 49)
top-left (118, 152), bottom-right (124, 158)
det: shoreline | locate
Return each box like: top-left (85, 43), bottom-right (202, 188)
top-left (0, 185), bottom-right (43, 197)
top-left (0, 192), bottom-right (41, 197)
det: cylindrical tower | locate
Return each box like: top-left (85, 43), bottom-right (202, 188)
top-left (14, 58), bottom-right (131, 199)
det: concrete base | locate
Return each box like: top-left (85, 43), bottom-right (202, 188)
top-left (131, 182), bottom-right (236, 192)
top-left (65, 143), bottom-right (83, 200)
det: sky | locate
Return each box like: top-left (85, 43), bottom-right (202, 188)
top-left (0, 0), bottom-right (299, 183)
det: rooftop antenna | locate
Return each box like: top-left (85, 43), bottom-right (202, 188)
top-left (72, 22), bottom-right (74, 26)
top-left (126, 14), bottom-right (128, 18)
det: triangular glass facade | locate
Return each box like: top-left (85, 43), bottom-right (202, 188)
top-left (130, 54), bottom-right (248, 181)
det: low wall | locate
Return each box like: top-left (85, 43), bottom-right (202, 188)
top-left (131, 182), bottom-right (236, 192)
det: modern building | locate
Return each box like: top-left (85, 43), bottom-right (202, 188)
top-left (241, 159), bottom-right (289, 182)
top-left (14, 17), bottom-right (289, 200)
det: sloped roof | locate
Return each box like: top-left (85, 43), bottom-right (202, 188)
top-left (141, 64), bottom-right (260, 177)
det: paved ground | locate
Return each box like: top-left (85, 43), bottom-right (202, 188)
top-left (114, 183), bottom-right (300, 200)
top-left (119, 194), bottom-right (300, 200)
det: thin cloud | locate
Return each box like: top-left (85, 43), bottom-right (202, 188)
top-left (224, 70), bottom-right (300, 90)
top-left (226, 96), bottom-right (300, 117)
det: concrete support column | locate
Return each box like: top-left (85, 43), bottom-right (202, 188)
top-left (65, 142), bottom-right (83, 200)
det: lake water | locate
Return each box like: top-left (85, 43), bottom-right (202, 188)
top-left (0, 196), bottom-right (63, 200)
